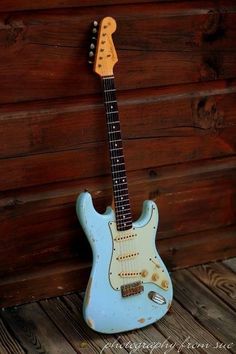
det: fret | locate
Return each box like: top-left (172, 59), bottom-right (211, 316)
top-left (113, 188), bottom-right (128, 194)
top-left (108, 131), bottom-right (121, 135)
top-left (105, 100), bottom-right (116, 103)
top-left (117, 225), bottom-right (133, 231)
top-left (116, 220), bottom-right (132, 225)
top-left (115, 199), bottom-right (129, 207)
top-left (114, 209), bottom-right (131, 217)
top-left (103, 76), bottom-right (114, 80)
top-left (111, 155), bottom-right (124, 161)
top-left (110, 139), bottom-right (122, 143)
top-left (115, 199), bottom-right (130, 204)
top-left (104, 89), bottom-right (116, 92)
top-left (107, 121), bottom-right (120, 125)
top-left (116, 208), bottom-right (131, 215)
top-left (116, 217), bottom-right (132, 223)
top-left (106, 111), bottom-right (119, 114)
top-left (112, 168), bottom-right (126, 173)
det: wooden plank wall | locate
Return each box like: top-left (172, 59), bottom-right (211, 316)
top-left (0, 0), bottom-right (235, 307)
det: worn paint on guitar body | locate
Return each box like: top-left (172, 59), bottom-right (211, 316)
top-left (76, 191), bottom-right (173, 334)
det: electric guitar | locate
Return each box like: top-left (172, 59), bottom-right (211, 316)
top-left (76, 17), bottom-right (173, 334)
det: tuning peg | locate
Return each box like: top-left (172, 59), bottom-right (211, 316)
top-left (89, 51), bottom-right (94, 57)
top-left (90, 43), bottom-right (95, 50)
top-left (93, 21), bottom-right (98, 27)
top-left (88, 60), bottom-right (94, 65)
top-left (92, 27), bottom-right (97, 34)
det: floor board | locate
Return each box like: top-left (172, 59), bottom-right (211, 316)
top-left (0, 259), bottom-right (235, 354)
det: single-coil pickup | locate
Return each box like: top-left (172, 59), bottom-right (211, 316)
top-left (115, 234), bottom-right (137, 242)
top-left (116, 252), bottom-right (139, 261)
top-left (119, 272), bottom-right (141, 278)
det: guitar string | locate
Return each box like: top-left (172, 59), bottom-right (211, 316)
top-left (104, 77), bottom-right (134, 284)
top-left (105, 77), bottom-right (129, 285)
top-left (103, 77), bottom-right (126, 285)
top-left (104, 76), bottom-right (134, 284)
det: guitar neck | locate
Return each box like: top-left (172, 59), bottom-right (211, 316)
top-left (101, 76), bottom-right (133, 231)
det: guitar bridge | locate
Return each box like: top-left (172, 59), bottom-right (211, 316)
top-left (121, 281), bottom-right (144, 297)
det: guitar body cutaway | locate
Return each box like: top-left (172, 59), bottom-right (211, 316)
top-left (76, 191), bottom-right (173, 334)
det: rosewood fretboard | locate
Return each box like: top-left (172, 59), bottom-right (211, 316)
top-left (102, 76), bottom-right (132, 231)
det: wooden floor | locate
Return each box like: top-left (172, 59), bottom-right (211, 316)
top-left (0, 258), bottom-right (235, 354)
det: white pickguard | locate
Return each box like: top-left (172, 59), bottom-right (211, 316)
top-left (109, 210), bottom-right (169, 291)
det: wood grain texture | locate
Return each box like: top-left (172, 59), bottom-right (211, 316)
top-left (223, 258), bottom-right (236, 273)
top-left (190, 263), bottom-right (236, 311)
top-left (0, 259), bottom-right (91, 307)
top-left (0, 225), bottom-right (235, 308)
top-left (0, 317), bottom-right (25, 354)
top-left (0, 80), bottom-right (235, 159)
top-left (0, 157), bottom-right (235, 276)
top-left (155, 300), bottom-right (231, 353)
top-left (0, 259), bottom-right (235, 354)
top-left (0, 0), bottom-right (235, 307)
top-left (0, 131), bottom-right (235, 191)
top-left (0, 2), bottom-right (236, 103)
top-left (173, 269), bottom-right (236, 345)
top-left (41, 295), bottom-right (126, 354)
top-left (0, 0), bottom-right (170, 12)
top-left (1, 303), bottom-right (77, 354)
top-left (159, 225), bottom-right (236, 269)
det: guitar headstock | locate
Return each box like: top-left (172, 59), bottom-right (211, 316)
top-left (88, 17), bottom-right (118, 77)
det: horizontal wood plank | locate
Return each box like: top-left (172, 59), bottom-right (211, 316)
top-left (0, 2), bottom-right (236, 103)
top-left (0, 317), bottom-right (25, 354)
top-left (1, 2), bottom-right (236, 51)
top-left (155, 300), bottom-right (230, 353)
top-left (223, 258), bottom-right (236, 273)
top-left (173, 269), bottom-right (236, 345)
top-left (190, 263), bottom-right (236, 311)
top-left (41, 295), bottom-right (127, 354)
top-left (0, 230), bottom-right (235, 307)
top-left (0, 130), bottom-right (235, 192)
top-left (0, 157), bottom-right (235, 274)
top-left (0, 0), bottom-right (170, 12)
top-left (1, 303), bottom-right (77, 354)
top-left (160, 225), bottom-right (236, 269)
top-left (0, 80), bottom-right (236, 159)
top-left (0, 259), bottom-right (91, 308)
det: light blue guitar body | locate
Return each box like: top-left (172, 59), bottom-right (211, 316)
top-left (76, 191), bottom-right (173, 334)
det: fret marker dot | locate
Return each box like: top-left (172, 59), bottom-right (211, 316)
top-left (122, 207), bottom-right (124, 210)
top-left (121, 197), bottom-right (123, 200)
top-left (122, 179), bottom-right (125, 182)
top-left (115, 180), bottom-right (117, 183)
top-left (117, 159), bottom-right (119, 162)
top-left (113, 126), bottom-right (115, 129)
top-left (115, 144), bottom-right (117, 147)
top-left (123, 215), bottom-right (125, 218)
top-left (111, 105), bottom-right (113, 109)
